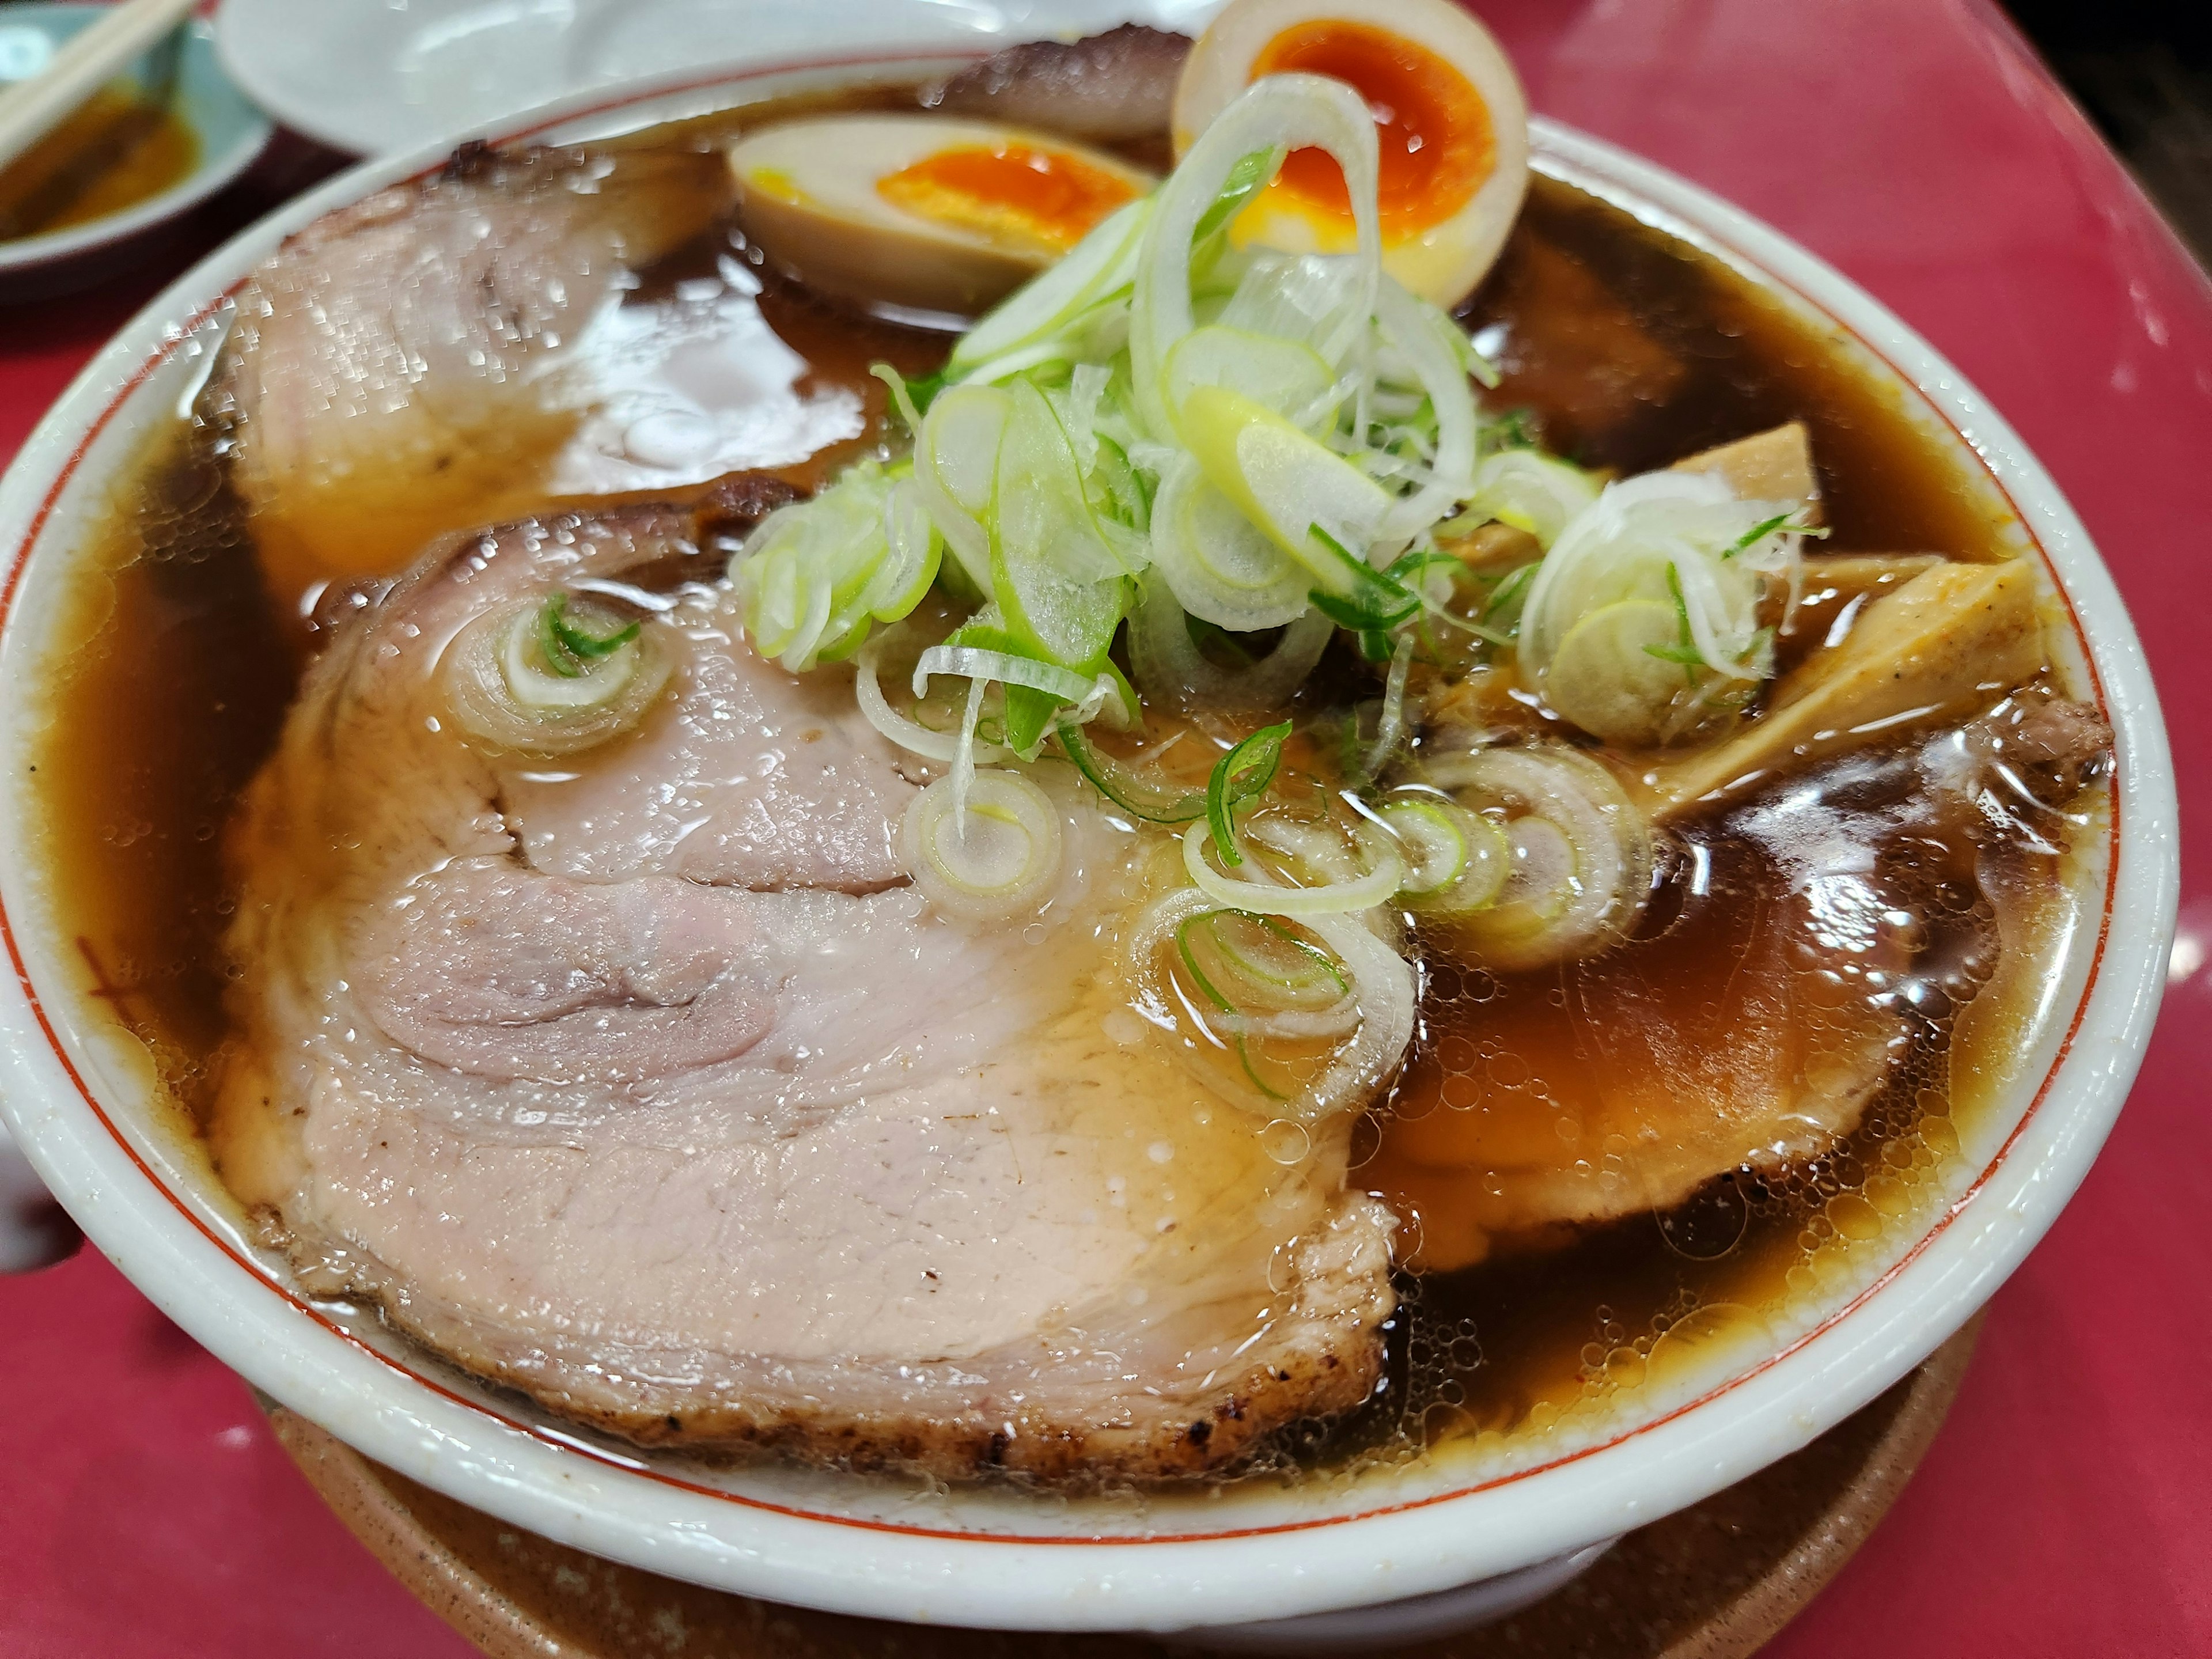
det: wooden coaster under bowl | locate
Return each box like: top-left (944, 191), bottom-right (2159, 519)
top-left (264, 1316), bottom-right (1980, 1659)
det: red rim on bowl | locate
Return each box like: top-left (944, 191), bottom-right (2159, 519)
top-left (0, 52), bottom-right (2173, 1631)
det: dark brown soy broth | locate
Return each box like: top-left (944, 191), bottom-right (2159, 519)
top-left (25, 110), bottom-right (2083, 1474)
top-left (1338, 754), bottom-right (2058, 1468)
top-left (1465, 175), bottom-right (2013, 563)
top-left (28, 439), bottom-right (292, 1123)
top-left (1304, 176), bottom-right (2075, 1467)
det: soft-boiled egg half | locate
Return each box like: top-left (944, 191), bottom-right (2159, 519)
top-left (1174, 0), bottom-right (1529, 308)
top-left (727, 115), bottom-right (1156, 319)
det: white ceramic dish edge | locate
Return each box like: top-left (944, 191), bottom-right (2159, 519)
top-left (0, 60), bottom-right (2177, 1637)
top-left (210, 0), bottom-right (1229, 157)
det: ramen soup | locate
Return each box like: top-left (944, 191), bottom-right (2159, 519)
top-left (31, 0), bottom-right (2108, 1491)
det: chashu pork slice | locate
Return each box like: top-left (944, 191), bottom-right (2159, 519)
top-left (211, 501), bottom-right (1395, 1482)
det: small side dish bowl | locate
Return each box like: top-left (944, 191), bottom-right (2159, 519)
top-left (0, 53), bottom-right (2176, 1644)
top-left (0, 3), bottom-right (271, 301)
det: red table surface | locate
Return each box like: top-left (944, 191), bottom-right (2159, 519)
top-left (5, 1), bottom-right (2210, 1653)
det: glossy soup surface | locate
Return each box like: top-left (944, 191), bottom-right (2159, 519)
top-left (26, 90), bottom-right (2091, 1478)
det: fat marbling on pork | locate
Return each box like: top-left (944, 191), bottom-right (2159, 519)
top-left (210, 495), bottom-right (1397, 1482)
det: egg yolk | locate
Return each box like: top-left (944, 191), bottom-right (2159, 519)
top-left (877, 143), bottom-right (1137, 257)
top-left (1249, 20), bottom-right (1494, 238)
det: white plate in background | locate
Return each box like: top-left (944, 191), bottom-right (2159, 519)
top-left (213, 0), bottom-right (1225, 155)
top-left (0, 8), bottom-right (272, 299)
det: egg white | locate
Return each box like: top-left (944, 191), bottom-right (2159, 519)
top-left (727, 115), bottom-right (1155, 320)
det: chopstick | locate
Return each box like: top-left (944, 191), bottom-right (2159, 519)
top-left (0, 0), bottom-right (200, 180)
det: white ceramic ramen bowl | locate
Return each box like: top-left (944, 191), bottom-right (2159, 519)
top-left (0, 54), bottom-right (2177, 1645)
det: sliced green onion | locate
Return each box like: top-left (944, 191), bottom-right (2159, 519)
top-left (1519, 469), bottom-right (1806, 745)
top-left (1372, 279), bottom-right (1479, 540)
top-left (1173, 907), bottom-right (1359, 1096)
top-left (916, 627), bottom-right (1126, 757)
top-left (730, 461), bottom-right (941, 672)
top-left (1486, 408), bottom-right (1539, 450)
top-left (901, 769), bottom-right (1063, 922)
top-left (501, 604), bottom-right (639, 710)
top-left (539, 592), bottom-right (639, 675)
top-left (1722, 508), bottom-right (1828, 559)
top-left (1170, 911), bottom-right (1286, 1100)
top-left (1301, 521), bottom-right (1419, 628)
top-left (914, 643), bottom-right (1097, 707)
top-left (854, 637), bottom-right (1013, 766)
top-left (1086, 430), bottom-right (1149, 528)
top-left (1183, 910), bottom-right (1350, 1013)
top-left (1163, 324), bottom-right (1336, 433)
top-left (1187, 615), bottom-right (1257, 667)
top-left (1146, 454), bottom-right (1312, 630)
top-left (1724, 510), bottom-right (1795, 558)
top-left (1483, 561), bottom-right (1539, 633)
top-left (1183, 816), bottom-right (1403, 917)
top-left (1176, 384), bottom-right (1396, 584)
top-left (914, 382), bottom-right (1013, 594)
top-left (730, 64), bottom-right (1592, 769)
top-left (1217, 249), bottom-right (1378, 382)
top-left (949, 195), bottom-right (1153, 372)
top-left (1205, 719), bottom-right (1291, 866)
top-left (1191, 145), bottom-right (1283, 247)
top-left (1122, 886), bottom-right (1415, 1123)
top-left (1421, 746), bottom-right (1653, 967)
top-left (1243, 815), bottom-right (1363, 886)
top-left (443, 594), bottom-right (669, 756)
top-left (987, 378), bottom-right (1128, 669)
top-left (1355, 631), bottom-right (1416, 782)
top-left (1290, 907), bottom-right (1416, 1118)
top-left (1553, 596), bottom-right (1697, 745)
top-left (1055, 721), bottom-right (1206, 823)
top-left (1131, 74), bottom-right (1380, 440)
top-left (1382, 796), bottom-right (1510, 914)
top-left (1461, 448), bottom-right (1600, 549)
top-left (1126, 587), bottom-right (1335, 715)
top-left (869, 362), bottom-right (948, 434)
